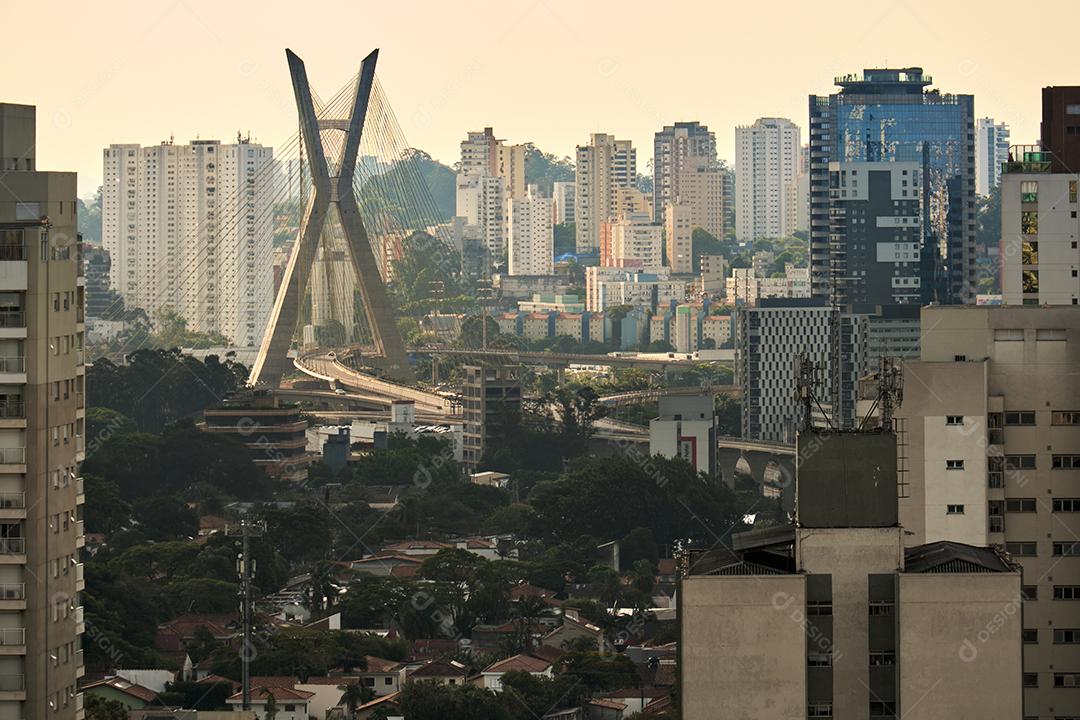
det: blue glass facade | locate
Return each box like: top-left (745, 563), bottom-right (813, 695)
top-left (809, 70), bottom-right (975, 304)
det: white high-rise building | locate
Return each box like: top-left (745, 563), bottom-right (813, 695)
top-left (459, 127), bottom-right (526, 198)
top-left (507, 184), bottom-right (553, 276)
top-left (552, 181), bottom-right (576, 225)
top-left (575, 134), bottom-right (637, 253)
top-left (456, 174), bottom-right (507, 263)
top-left (976, 118), bottom-right (1010, 196)
top-left (102, 138), bottom-right (275, 347)
top-left (735, 118), bottom-right (801, 242)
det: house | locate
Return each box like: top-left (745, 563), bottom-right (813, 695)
top-left (348, 554), bottom-right (423, 577)
top-left (481, 654), bottom-right (554, 691)
top-left (601, 687), bottom-right (668, 717)
top-left (363, 485), bottom-right (409, 512)
top-left (113, 669), bottom-right (176, 693)
top-left (82, 677), bottom-right (159, 711)
top-left (357, 655), bottom-right (403, 697)
top-left (409, 638), bottom-right (461, 661)
top-left (225, 686), bottom-right (314, 720)
top-left (296, 677), bottom-right (358, 720)
top-left (155, 614), bottom-right (236, 657)
top-left (542, 616), bottom-right (603, 652)
top-left (406, 658), bottom-right (468, 686)
top-left (588, 698), bottom-right (627, 719)
top-left (197, 514), bottom-right (228, 538)
top-left (469, 471), bottom-right (510, 489)
top-left (351, 691), bottom-right (401, 720)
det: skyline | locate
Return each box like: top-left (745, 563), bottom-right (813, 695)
top-left (9, 0), bottom-right (1076, 194)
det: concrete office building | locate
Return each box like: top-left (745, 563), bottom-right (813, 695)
top-left (649, 395), bottom-right (717, 478)
top-left (461, 365), bottom-right (521, 470)
top-left (735, 117), bottom-right (801, 242)
top-left (827, 161), bottom-right (924, 306)
top-left (575, 134), bottom-right (636, 253)
top-left (976, 118), bottom-right (1010, 196)
top-left (737, 299), bottom-right (833, 442)
top-left (551, 181), bottom-right (575, 226)
top-left (809, 68), bottom-right (975, 303)
top-left (652, 122), bottom-right (717, 217)
top-left (894, 305), bottom-right (1080, 717)
top-left (1000, 154), bottom-right (1080, 306)
top-left (506, 185), bottom-right (553, 276)
top-left (664, 203), bottom-right (693, 275)
top-left (681, 431), bottom-right (1022, 720)
top-left (102, 138), bottom-right (275, 347)
top-left (0, 103), bottom-right (86, 720)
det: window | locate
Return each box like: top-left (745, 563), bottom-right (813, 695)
top-left (1023, 240), bottom-right (1039, 265)
top-left (1055, 673), bottom-right (1080, 688)
top-left (1037, 328), bottom-right (1067, 341)
top-left (988, 457), bottom-right (1004, 488)
top-left (1006, 498), bottom-right (1037, 513)
top-left (384, 677), bottom-right (394, 685)
top-left (1022, 585), bottom-right (1038, 601)
top-left (1006, 541), bottom-right (1037, 556)
top-left (994, 328), bottom-right (1024, 342)
top-left (808, 705), bottom-right (833, 718)
top-left (363, 677), bottom-right (375, 686)
top-left (869, 651), bottom-right (896, 666)
top-left (946, 415), bottom-right (964, 425)
top-left (1021, 181), bottom-right (1039, 203)
top-left (808, 653), bottom-right (833, 667)
top-left (870, 702), bottom-right (897, 717)
top-left (1023, 629), bottom-right (1039, 643)
top-left (947, 504), bottom-right (965, 514)
top-left (1054, 586), bottom-right (1080, 600)
top-left (946, 459), bottom-right (965, 470)
top-left (1054, 629), bottom-right (1080, 644)
top-left (807, 600), bottom-right (832, 616)
top-left (1053, 455), bottom-right (1080, 469)
top-left (1021, 210), bottom-right (1039, 234)
top-left (869, 600), bottom-right (894, 616)
top-left (1004, 411), bottom-right (1036, 426)
top-left (1054, 542), bottom-right (1080, 556)
top-left (1024, 673), bottom-right (1039, 688)
top-left (1004, 455), bottom-right (1037, 470)
top-left (1054, 499), bottom-right (1080, 512)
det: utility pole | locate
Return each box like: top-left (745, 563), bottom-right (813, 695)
top-left (228, 518), bottom-right (265, 710)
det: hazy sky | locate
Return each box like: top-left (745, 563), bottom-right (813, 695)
top-left (8, 0), bottom-right (1075, 195)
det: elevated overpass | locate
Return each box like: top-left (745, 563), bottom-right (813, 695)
top-left (419, 347), bottom-right (724, 371)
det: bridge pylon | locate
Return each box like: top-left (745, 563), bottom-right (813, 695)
top-left (249, 48), bottom-right (412, 387)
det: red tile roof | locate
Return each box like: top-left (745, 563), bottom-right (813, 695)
top-left (228, 686), bottom-right (314, 702)
top-left (483, 654), bottom-right (553, 674)
top-left (409, 658), bottom-right (467, 679)
top-left (361, 656), bottom-right (403, 674)
top-left (83, 678), bottom-right (159, 704)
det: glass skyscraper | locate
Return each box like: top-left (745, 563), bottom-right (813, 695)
top-left (809, 68), bottom-right (975, 304)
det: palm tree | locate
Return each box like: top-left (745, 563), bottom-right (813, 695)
top-left (341, 682), bottom-right (372, 719)
top-left (512, 595), bottom-right (552, 650)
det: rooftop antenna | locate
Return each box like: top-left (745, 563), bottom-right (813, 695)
top-left (795, 352), bottom-right (832, 432)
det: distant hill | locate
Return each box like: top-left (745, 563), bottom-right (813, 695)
top-left (524, 143), bottom-right (574, 195)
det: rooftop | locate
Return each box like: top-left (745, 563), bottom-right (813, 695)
top-left (835, 67), bottom-right (933, 94)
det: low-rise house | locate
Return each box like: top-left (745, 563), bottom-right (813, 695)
top-left (469, 471), bottom-right (510, 489)
top-left (588, 698), bottom-right (627, 719)
top-left (349, 554), bottom-right (423, 577)
top-left (407, 658), bottom-right (468, 686)
top-left (296, 677), bottom-right (357, 720)
top-left (351, 691), bottom-right (401, 720)
top-left (225, 686), bottom-right (314, 720)
top-left (82, 677), bottom-right (160, 712)
top-left (481, 654), bottom-right (554, 691)
top-left (357, 655), bottom-right (403, 697)
top-left (542, 616), bottom-right (603, 652)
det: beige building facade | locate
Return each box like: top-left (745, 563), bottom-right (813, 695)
top-left (0, 104), bottom-right (86, 720)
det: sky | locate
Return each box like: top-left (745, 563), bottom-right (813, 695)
top-left (8, 0), bottom-right (1077, 196)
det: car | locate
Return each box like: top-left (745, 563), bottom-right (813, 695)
top-left (334, 388), bottom-right (347, 395)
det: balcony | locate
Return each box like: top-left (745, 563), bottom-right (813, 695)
top-left (0, 311), bottom-right (24, 329)
top-left (0, 493), bottom-right (24, 521)
top-left (0, 584), bottom-right (23, 602)
top-left (75, 391), bottom-right (84, 409)
top-left (0, 673), bottom-right (24, 696)
top-left (0, 357), bottom-right (23, 374)
top-left (74, 605), bottom-right (84, 634)
top-left (0, 538), bottom-right (24, 554)
top-left (1002, 146), bottom-right (1052, 174)
top-left (75, 520), bottom-right (84, 548)
top-left (75, 562), bottom-right (84, 590)
top-left (0, 628), bottom-right (25, 651)
top-left (75, 476), bottom-right (84, 499)
top-left (0, 245), bottom-right (26, 261)
top-left (75, 649), bottom-right (84, 678)
top-left (0, 448), bottom-right (24, 465)
top-left (0, 396), bottom-right (23, 419)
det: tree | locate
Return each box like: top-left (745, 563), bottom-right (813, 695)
top-left (619, 527), bottom-right (659, 570)
top-left (399, 681), bottom-right (509, 720)
top-left (132, 495), bottom-right (198, 540)
top-left (342, 682), bottom-right (374, 717)
top-left (553, 223), bottom-right (576, 257)
top-left (647, 340), bottom-right (675, 352)
top-left (86, 694), bottom-right (128, 720)
top-left (83, 475), bottom-right (131, 535)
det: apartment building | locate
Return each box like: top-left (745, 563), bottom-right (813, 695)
top-left (575, 134), bottom-right (636, 253)
top-left (607, 213), bottom-right (662, 271)
top-left (461, 365), bottom-right (521, 470)
top-left (652, 122), bottom-right (717, 215)
top-left (101, 138), bottom-right (275, 347)
top-left (976, 118), bottom-right (1011, 196)
top-left (676, 155), bottom-right (731, 240)
top-left (506, 185), bottom-right (553, 276)
top-left (585, 268), bottom-right (685, 313)
top-left (1000, 147), bottom-right (1080, 306)
top-left (459, 127), bottom-right (526, 198)
top-left (455, 174), bottom-right (506, 264)
top-left (681, 431), bottom-right (1022, 720)
top-left (895, 305), bottom-right (1080, 718)
top-left (664, 203), bottom-right (693, 275)
top-left (551, 181), bottom-right (575, 226)
top-left (735, 117), bottom-right (801, 242)
top-left (0, 103), bottom-right (86, 720)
